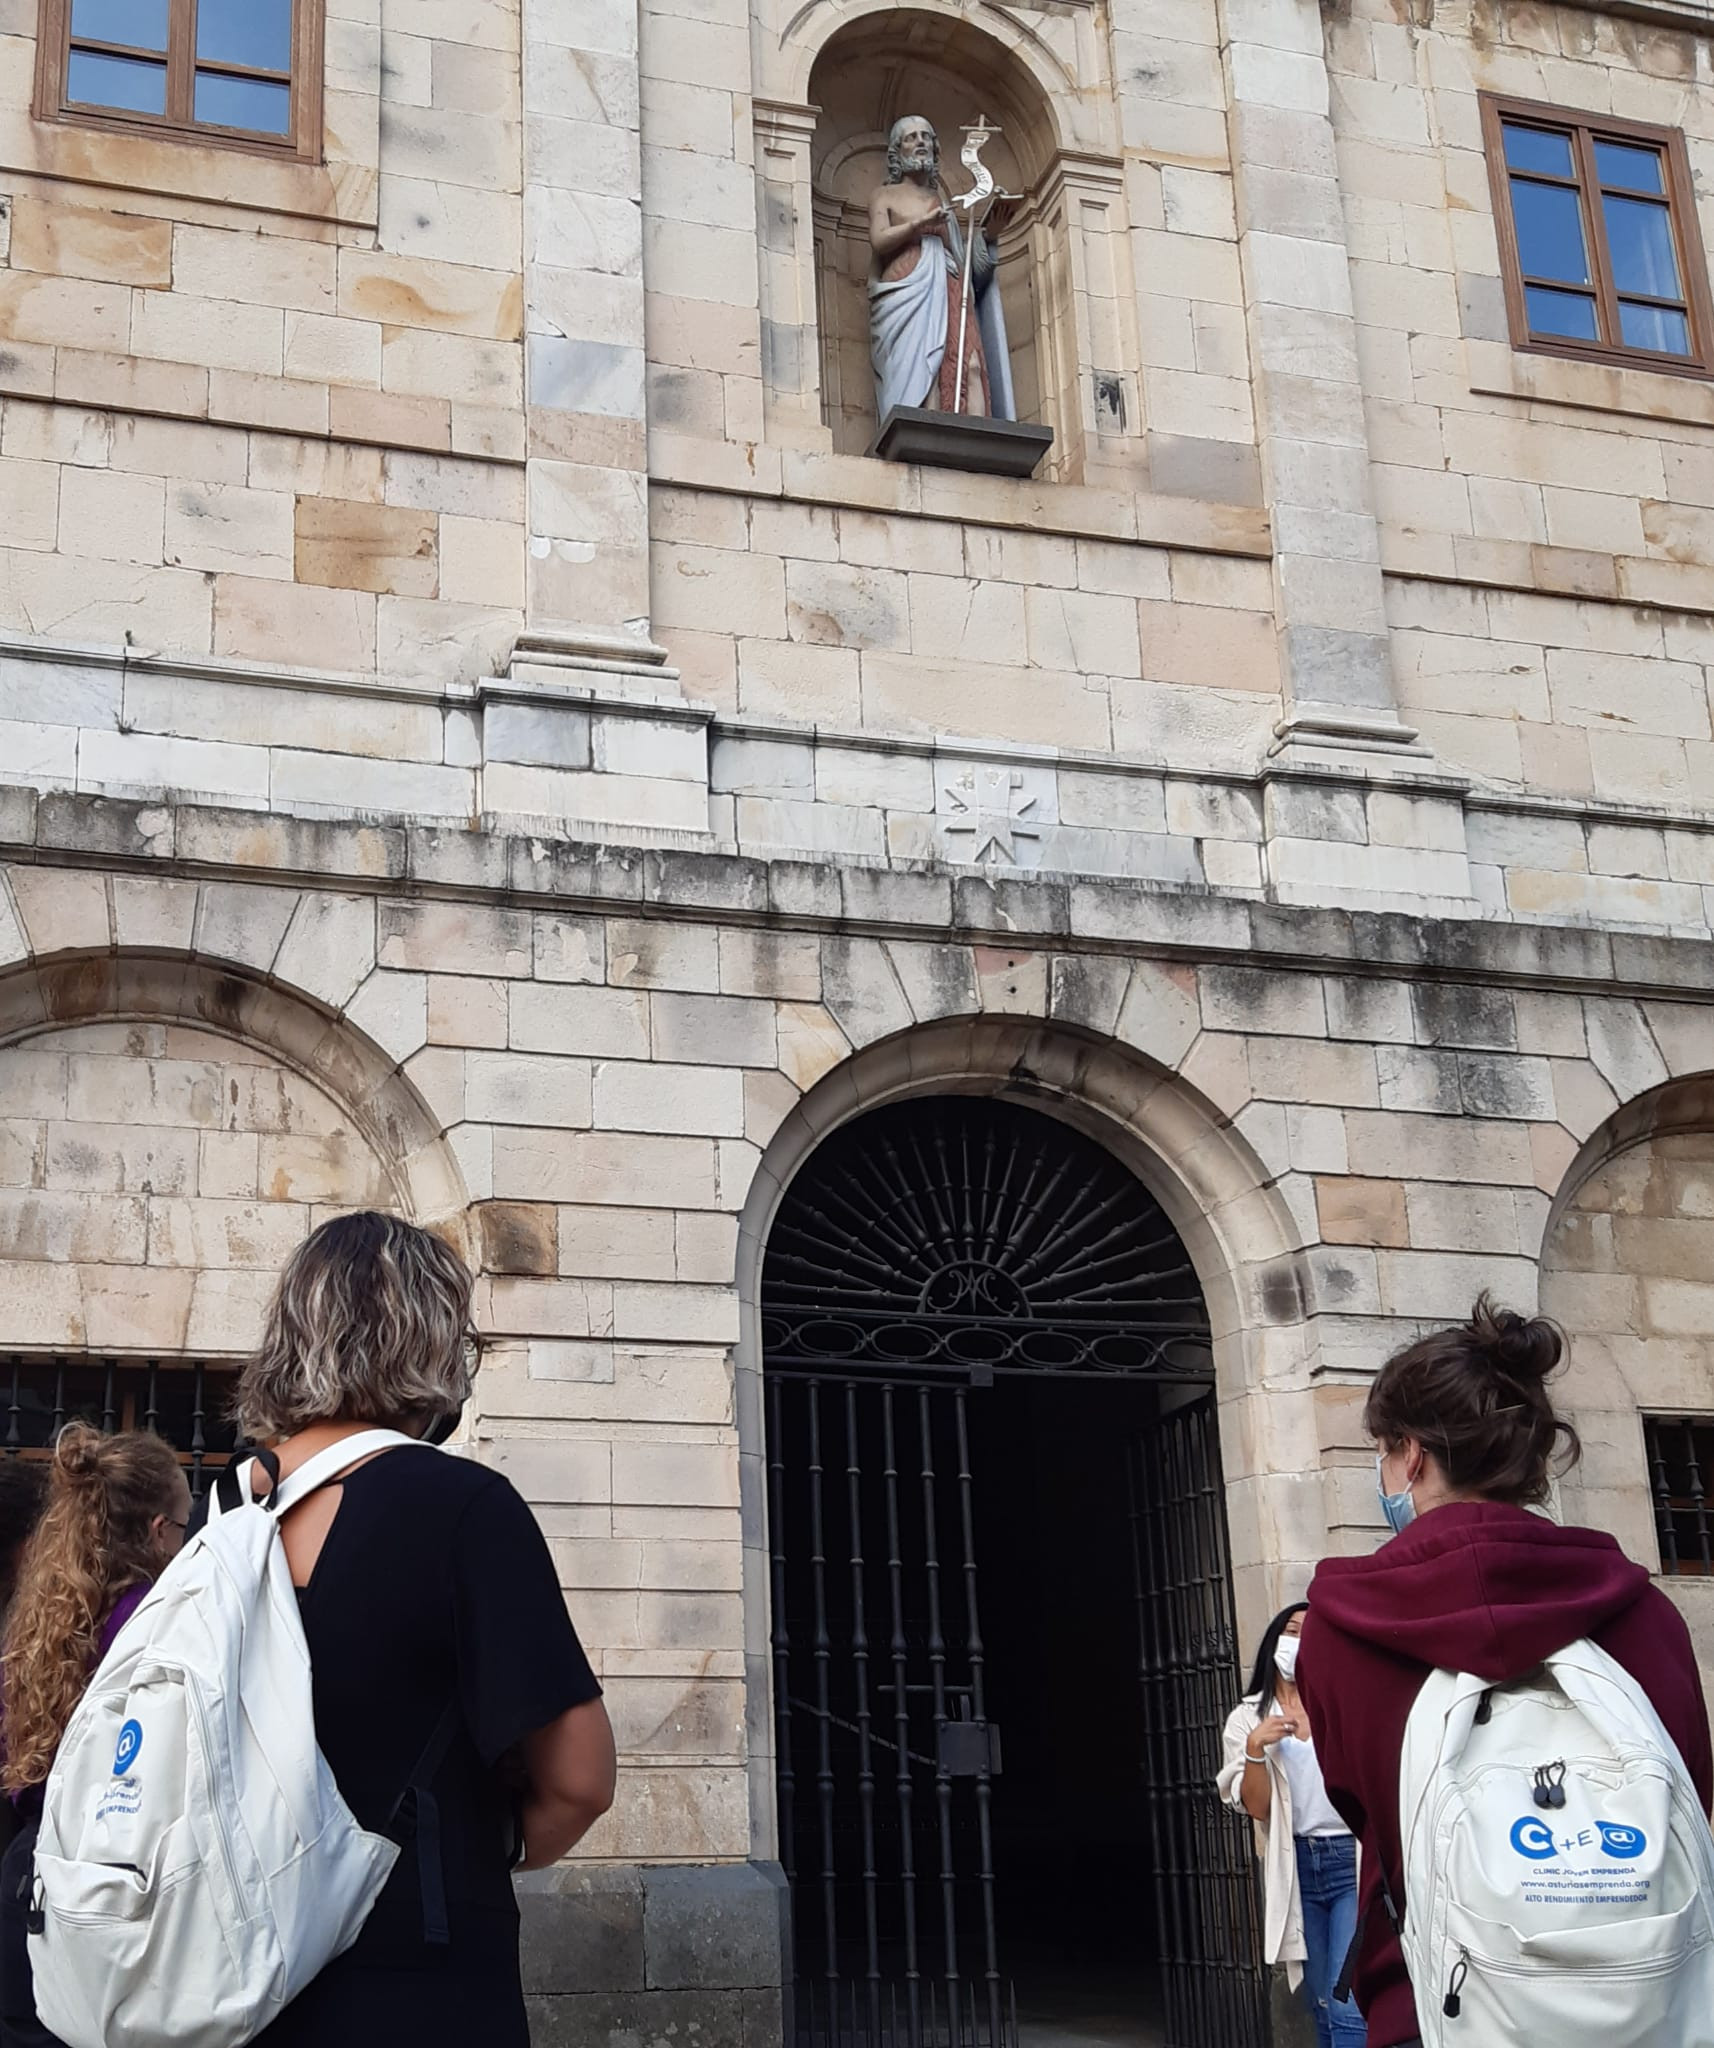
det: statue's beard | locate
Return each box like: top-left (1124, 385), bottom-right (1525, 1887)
top-left (901, 148), bottom-right (936, 176)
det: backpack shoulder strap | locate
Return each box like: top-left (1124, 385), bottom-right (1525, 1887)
top-left (207, 1445), bottom-right (281, 1524)
top-left (268, 1431), bottom-right (426, 1516)
top-left (1544, 1638), bottom-right (1694, 1775)
top-left (385, 1700), bottom-right (465, 1946)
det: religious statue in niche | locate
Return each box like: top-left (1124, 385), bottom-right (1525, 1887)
top-left (867, 114), bottom-right (1018, 424)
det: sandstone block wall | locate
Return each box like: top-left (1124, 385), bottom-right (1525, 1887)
top-left (1328, 0), bottom-right (1714, 799)
top-left (5, 796), bottom-right (1713, 1765)
top-left (0, 0), bottom-right (525, 691)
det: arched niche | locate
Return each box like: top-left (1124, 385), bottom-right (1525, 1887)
top-left (755, 6), bottom-right (1138, 484)
top-left (1538, 1077), bottom-right (1714, 1696)
top-left (0, 952), bottom-right (473, 1357)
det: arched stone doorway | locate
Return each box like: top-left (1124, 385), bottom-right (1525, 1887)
top-left (1540, 1074), bottom-right (1714, 1715)
top-left (759, 1093), bottom-right (1267, 2048)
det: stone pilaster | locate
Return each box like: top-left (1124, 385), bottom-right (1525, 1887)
top-left (518, 0), bottom-right (658, 666)
top-left (754, 100), bottom-right (828, 452)
top-left (1217, 0), bottom-right (1414, 758)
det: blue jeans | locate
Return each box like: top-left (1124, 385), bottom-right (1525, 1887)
top-left (1295, 1833), bottom-right (1365, 2048)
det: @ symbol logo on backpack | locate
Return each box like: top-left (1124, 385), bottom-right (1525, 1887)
top-left (1509, 1816), bottom-right (1647, 1861)
top-left (112, 1720), bottom-right (143, 1776)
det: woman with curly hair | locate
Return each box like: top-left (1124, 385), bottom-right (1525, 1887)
top-left (0, 1425), bottom-right (189, 2046)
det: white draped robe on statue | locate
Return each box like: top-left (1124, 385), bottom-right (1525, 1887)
top-left (868, 221), bottom-right (1017, 422)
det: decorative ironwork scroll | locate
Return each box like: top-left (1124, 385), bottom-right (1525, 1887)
top-left (763, 1098), bottom-right (1213, 1382)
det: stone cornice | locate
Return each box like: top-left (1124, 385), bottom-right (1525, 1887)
top-left (4, 787), bottom-right (1711, 1002)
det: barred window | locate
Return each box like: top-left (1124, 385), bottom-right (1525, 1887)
top-left (0, 1355), bottom-right (241, 1500)
top-left (37, 0), bottom-right (321, 156)
top-left (1644, 1416), bottom-right (1714, 1577)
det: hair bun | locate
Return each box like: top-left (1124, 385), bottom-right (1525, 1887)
top-left (51, 1421), bottom-right (107, 1485)
top-left (1469, 1293), bottom-right (1562, 1386)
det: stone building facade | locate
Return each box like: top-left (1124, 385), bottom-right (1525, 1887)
top-left (3, 0), bottom-right (1714, 2038)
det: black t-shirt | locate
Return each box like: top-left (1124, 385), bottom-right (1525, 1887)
top-left (247, 1444), bottom-right (600, 2046)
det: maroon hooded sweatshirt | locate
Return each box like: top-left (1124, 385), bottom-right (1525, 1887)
top-left (1297, 1502), bottom-right (1713, 2048)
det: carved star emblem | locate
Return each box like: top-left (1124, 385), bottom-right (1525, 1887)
top-left (941, 767), bottom-right (1040, 866)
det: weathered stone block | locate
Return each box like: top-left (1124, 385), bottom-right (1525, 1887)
top-left (643, 1862), bottom-right (788, 1994)
top-left (1409, 982), bottom-right (1517, 1052)
top-left (295, 498), bottom-right (439, 597)
top-left (518, 1866), bottom-right (646, 1998)
top-left (524, 1989), bottom-right (747, 2048)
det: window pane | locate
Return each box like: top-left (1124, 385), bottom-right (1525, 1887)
top-left (1619, 301), bottom-right (1691, 355)
top-left (196, 0), bottom-right (294, 73)
top-left (194, 70), bottom-right (292, 132)
top-left (1525, 285), bottom-right (1600, 341)
top-left (1503, 124), bottom-right (1575, 178)
top-left (1510, 178), bottom-right (1590, 284)
top-left (70, 0), bottom-right (168, 50)
top-left (66, 48), bottom-right (166, 113)
top-left (1595, 140), bottom-right (1665, 194)
top-left (1604, 194), bottom-right (1683, 299)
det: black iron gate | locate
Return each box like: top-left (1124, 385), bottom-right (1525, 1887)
top-left (762, 1098), bottom-right (1269, 2048)
top-left (767, 1370), bottom-right (1008, 2048)
top-left (1130, 1397), bottom-right (1272, 2047)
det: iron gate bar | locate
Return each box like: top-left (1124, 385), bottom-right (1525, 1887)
top-left (808, 1381), bottom-right (841, 2010)
top-left (846, 1380), bottom-right (883, 2038)
top-left (881, 1383), bottom-right (922, 2041)
top-left (768, 1376), bottom-right (796, 1887)
top-left (917, 1382), bottom-right (961, 2028)
top-left (952, 1391), bottom-right (1002, 2048)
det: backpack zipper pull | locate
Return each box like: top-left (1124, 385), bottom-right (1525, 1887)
top-left (1442, 1951), bottom-right (1469, 2019)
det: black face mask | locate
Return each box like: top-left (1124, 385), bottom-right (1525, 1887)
top-left (421, 1408), bottom-right (463, 1447)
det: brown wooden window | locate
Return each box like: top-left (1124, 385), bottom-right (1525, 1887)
top-left (37, 0), bottom-right (321, 157)
top-left (1482, 95), bottom-right (1714, 377)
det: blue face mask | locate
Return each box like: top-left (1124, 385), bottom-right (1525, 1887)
top-left (1377, 1453), bottom-right (1416, 1535)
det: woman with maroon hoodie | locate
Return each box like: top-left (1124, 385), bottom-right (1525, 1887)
top-left (1297, 1297), bottom-right (1713, 2048)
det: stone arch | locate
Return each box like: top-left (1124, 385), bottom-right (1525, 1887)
top-left (732, 1014), bottom-right (1312, 1858)
top-left (0, 950), bottom-right (471, 1359)
top-left (753, 0), bottom-right (1138, 483)
top-left (775, 0), bottom-right (1086, 116)
top-left (1540, 1072), bottom-right (1714, 1708)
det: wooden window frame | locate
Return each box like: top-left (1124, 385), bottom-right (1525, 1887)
top-left (1480, 93), bottom-right (1714, 381)
top-left (34, 0), bottom-right (323, 162)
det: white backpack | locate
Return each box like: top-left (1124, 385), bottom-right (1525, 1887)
top-left (1397, 1638), bottom-right (1714, 2046)
top-left (28, 1430), bottom-right (448, 2048)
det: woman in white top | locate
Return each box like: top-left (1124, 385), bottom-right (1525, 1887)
top-left (1217, 1604), bottom-right (1363, 2048)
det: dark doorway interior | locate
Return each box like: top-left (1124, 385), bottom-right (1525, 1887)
top-left (975, 1373), bottom-right (1166, 2046)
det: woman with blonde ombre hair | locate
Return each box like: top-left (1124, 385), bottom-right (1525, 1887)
top-left (0, 1425), bottom-right (190, 2046)
top-left (222, 1210), bottom-right (615, 2048)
